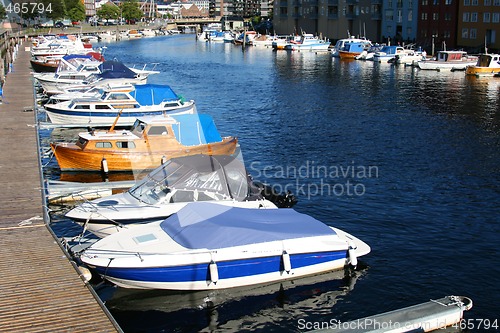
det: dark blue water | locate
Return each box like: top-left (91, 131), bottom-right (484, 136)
top-left (47, 35), bottom-right (500, 332)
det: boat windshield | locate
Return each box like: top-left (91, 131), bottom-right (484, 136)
top-left (128, 149), bottom-right (251, 205)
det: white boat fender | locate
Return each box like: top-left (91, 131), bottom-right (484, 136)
top-left (78, 265), bottom-right (92, 282)
top-left (209, 260), bottom-right (219, 284)
top-left (348, 245), bottom-right (358, 268)
top-left (161, 155), bottom-right (167, 164)
top-left (101, 157), bottom-right (109, 173)
top-left (282, 251), bottom-right (292, 273)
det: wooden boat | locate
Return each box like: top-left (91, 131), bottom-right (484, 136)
top-left (465, 53), bottom-right (500, 76)
top-left (50, 114), bottom-right (237, 172)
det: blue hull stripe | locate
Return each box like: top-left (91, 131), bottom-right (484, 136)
top-left (94, 251), bottom-right (347, 283)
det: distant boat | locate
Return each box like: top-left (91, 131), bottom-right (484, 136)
top-left (50, 114), bottom-right (237, 172)
top-left (393, 47), bottom-right (427, 65)
top-left (338, 42), bottom-right (369, 59)
top-left (417, 50), bottom-right (478, 71)
top-left (372, 45), bottom-right (405, 63)
top-left (30, 52), bottom-right (104, 73)
top-left (331, 36), bottom-right (372, 57)
top-left (465, 53), bottom-right (500, 76)
top-left (284, 33), bottom-right (330, 52)
top-left (80, 201), bottom-right (371, 290)
top-left (44, 83), bottom-right (195, 125)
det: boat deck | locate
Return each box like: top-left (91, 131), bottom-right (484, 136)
top-left (0, 39), bottom-right (121, 332)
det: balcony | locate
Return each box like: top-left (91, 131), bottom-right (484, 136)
top-left (328, 13), bottom-right (339, 20)
top-left (346, 0), bottom-right (359, 3)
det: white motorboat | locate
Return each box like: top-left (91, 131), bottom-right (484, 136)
top-left (80, 201), bottom-right (370, 290)
top-left (331, 36), bottom-right (372, 57)
top-left (284, 33), bottom-right (331, 52)
top-left (35, 60), bottom-right (159, 95)
top-left (44, 83), bottom-right (195, 125)
top-left (45, 83), bottom-right (135, 104)
top-left (417, 50), bottom-right (478, 71)
top-left (65, 150), bottom-right (293, 238)
top-left (372, 45), bottom-right (405, 63)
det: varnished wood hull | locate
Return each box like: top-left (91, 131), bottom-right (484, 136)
top-left (51, 137), bottom-right (238, 172)
top-left (338, 51), bottom-right (362, 59)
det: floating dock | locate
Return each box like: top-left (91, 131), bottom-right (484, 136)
top-left (312, 295), bottom-right (472, 333)
top-left (0, 38), bottom-right (122, 332)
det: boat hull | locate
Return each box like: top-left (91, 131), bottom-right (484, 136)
top-left (51, 136), bottom-right (237, 172)
top-left (30, 59), bottom-right (59, 73)
top-left (88, 251), bottom-right (348, 290)
top-left (417, 61), bottom-right (477, 71)
top-left (465, 66), bottom-right (500, 76)
top-left (338, 51), bottom-right (362, 59)
top-left (44, 101), bottom-right (196, 125)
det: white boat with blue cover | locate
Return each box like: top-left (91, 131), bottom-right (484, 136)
top-left (80, 202), bottom-right (370, 290)
top-left (44, 83), bottom-right (195, 125)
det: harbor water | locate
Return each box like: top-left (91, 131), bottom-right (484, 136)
top-left (44, 35), bottom-right (500, 332)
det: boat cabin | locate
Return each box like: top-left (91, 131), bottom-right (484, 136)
top-left (436, 51), bottom-right (468, 62)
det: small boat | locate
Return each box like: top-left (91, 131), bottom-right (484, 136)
top-left (31, 35), bottom-right (94, 58)
top-left (80, 201), bottom-right (370, 290)
top-left (331, 36), bottom-right (372, 57)
top-left (465, 53), bottom-right (500, 76)
top-left (50, 114), bottom-right (237, 172)
top-left (284, 33), bottom-right (330, 52)
top-left (338, 42), bottom-right (369, 59)
top-left (372, 45), bottom-right (405, 63)
top-left (271, 35), bottom-right (301, 50)
top-left (30, 52), bottom-right (105, 73)
top-left (355, 45), bottom-right (384, 60)
top-left (44, 83), bottom-right (195, 125)
top-left (127, 29), bottom-right (143, 38)
top-left (65, 150), bottom-right (295, 238)
top-left (45, 83), bottom-right (135, 104)
top-left (417, 50), bottom-right (478, 71)
top-left (393, 47), bottom-right (427, 65)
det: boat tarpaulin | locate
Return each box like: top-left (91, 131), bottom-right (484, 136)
top-left (130, 84), bottom-right (180, 105)
top-left (62, 54), bottom-right (92, 61)
top-left (160, 202), bottom-right (335, 249)
top-left (98, 61), bottom-right (137, 79)
top-left (170, 114), bottom-right (223, 146)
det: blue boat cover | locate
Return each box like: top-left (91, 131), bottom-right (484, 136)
top-left (98, 60), bottom-right (137, 79)
top-left (170, 114), bottom-right (223, 146)
top-left (160, 202), bottom-right (335, 250)
top-left (62, 54), bottom-right (92, 61)
top-left (130, 84), bottom-right (179, 106)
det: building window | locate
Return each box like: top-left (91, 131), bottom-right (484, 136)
top-left (408, 9), bottom-right (413, 21)
top-left (484, 12), bottom-right (491, 21)
top-left (445, 0), bottom-right (452, 4)
top-left (493, 12), bottom-right (500, 21)
top-left (445, 12), bottom-right (452, 20)
top-left (494, 0), bottom-right (500, 5)
top-left (388, 0), bottom-right (393, 7)
top-left (422, 12), bottom-right (428, 19)
top-left (407, 27), bottom-right (412, 36)
top-left (463, 12), bottom-right (470, 21)
top-left (385, 9), bottom-right (394, 20)
top-left (443, 30), bottom-right (451, 38)
top-left (462, 28), bottom-right (469, 38)
top-left (472, 0), bottom-right (478, 4)
top-left (397, 9), bottom-right (402, 22)
top-left (464, 0), bottom-right (470, 4)
top-left (433, 12), bottom-right (439, 19)
top-left (470, 28), bottom-right (477, 38)
top-left (433, 0), bottom-right (439, 4)
top-left (471, 12), bottom-right (478, 21)
top-left (485, 0), bottom-right (491, 5)
top-left (422, 0), bottom-right (428, 4)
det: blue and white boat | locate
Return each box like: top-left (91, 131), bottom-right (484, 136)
top-left (285, 33), bottom-right (331, 52)
top-left (372, 45), bottom-right (405, 63)
top-left (80, 202), bottom-right (370, 290)
top-left (44, 83), bottom-right (196, 125)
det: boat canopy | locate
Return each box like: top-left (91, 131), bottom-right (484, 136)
top-left (62, 54), bottom-right (92, 62)
top-left (130, 84), bottom-right (180, 105)
top-left (160, 202), bottom-right (335, 250)
top-left (170, 114), bottom-right (222, 146)
top-left (97, 61), bottom-right (137, 79)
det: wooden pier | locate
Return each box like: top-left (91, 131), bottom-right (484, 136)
top-left (0, 40), bottom-right (122, 332)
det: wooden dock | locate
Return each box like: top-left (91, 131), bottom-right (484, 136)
top-left (0, 40), bottom-right (122, 332)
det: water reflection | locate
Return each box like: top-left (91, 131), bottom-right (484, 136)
top-left (102, 268), bottom-right (364, 333)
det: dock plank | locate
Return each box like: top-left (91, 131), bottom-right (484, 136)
top-left (0, 38), bottom-right (121, 333)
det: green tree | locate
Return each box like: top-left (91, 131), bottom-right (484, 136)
top-left (41, 0), bottom-right (66, 20)
top-left (0, 4), bottom-right (6, 20)
top-left (121, 0), bottom-right (143, 22)
top-left (96, 3), bottom-right (121, 22)
top-left (67, 1), bottom-right (85, 22)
